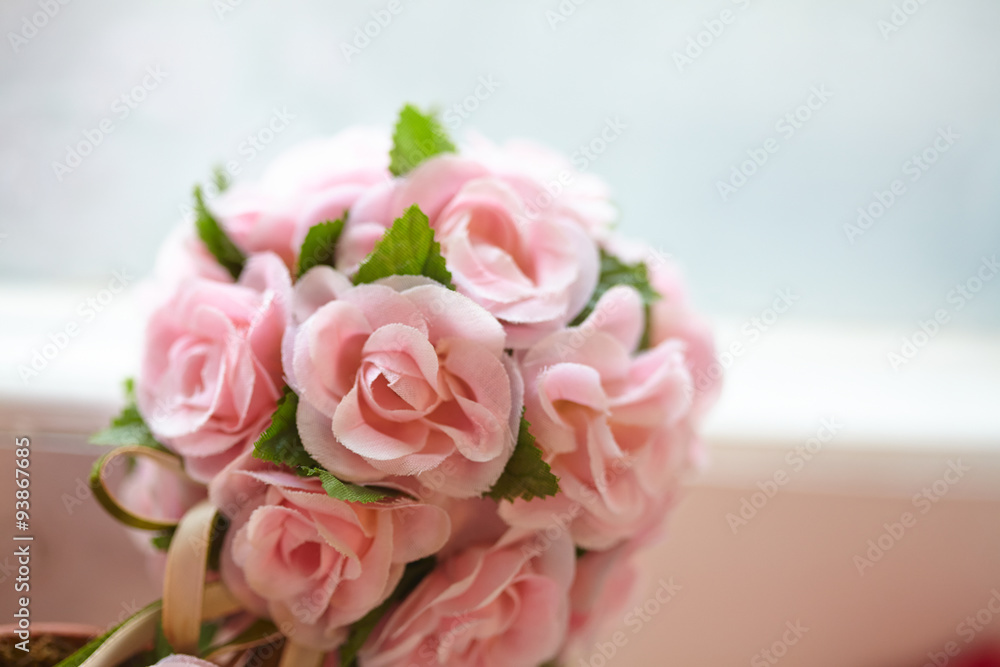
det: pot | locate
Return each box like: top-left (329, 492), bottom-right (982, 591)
top-left (0, 623), bottom-right (102, 667)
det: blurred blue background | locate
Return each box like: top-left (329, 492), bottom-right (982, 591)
top-left (2, 0), bottom-right (999, 330)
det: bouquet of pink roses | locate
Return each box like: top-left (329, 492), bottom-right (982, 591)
top-left (71, 105), bottom-right (719, 667)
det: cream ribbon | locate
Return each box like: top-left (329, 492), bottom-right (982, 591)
top-left (80, 445), bottom-right (330, 665)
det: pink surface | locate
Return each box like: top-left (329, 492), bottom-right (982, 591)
top-left (2, 443), bottom-right (999, 666)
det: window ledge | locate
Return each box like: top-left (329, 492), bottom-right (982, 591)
top-left (2, 283), bottom-right (998, 499)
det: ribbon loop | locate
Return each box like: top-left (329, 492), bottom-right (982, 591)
top-left (88, 445), bottom-right (191, 531)
top-left (163, 500), bottom-right (218, 655)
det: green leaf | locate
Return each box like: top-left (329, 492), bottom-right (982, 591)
top-left (302, 467), bottom-right (402, 504)
top-left (89, 379), bottom-right (166, 450)
top-left (150, 622), bottom-right (173, 662)
top-left (252, 387), bottom-right (321, 470)
top-left (198, 621), bottom-right (220, 655)
top-left (150, 529), bottom-right (175, 552)
top-left (296, 217), bottom-right (346, 279)
top-left (54, 600), bottom-right (161, 667)
top-left (389, 104), bottom-right (456, 176)
top-left (571, 249), bottom-right (662, 350)
top-left (194, 184), bottom-right (246, 280)
top-left (486, 414), bottom-right (560, 502)
top-left (212, 166), bottom-right (231, 194)
top-left (340, 557), bottom-right (437, 666)
top-left (353, 205), bottom-right (454, 288)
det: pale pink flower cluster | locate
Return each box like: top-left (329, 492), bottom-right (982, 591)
top-left (132, 124), bottom-right (718, 663)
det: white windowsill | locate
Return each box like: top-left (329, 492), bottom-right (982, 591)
top-left (1, 282), bottom-right (998, 500)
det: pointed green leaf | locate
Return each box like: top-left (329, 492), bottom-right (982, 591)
top-left (486, 414), bottom-right (560, 502)
top-left (212, 166), bottom-right (231, 194)
top-left (296, 217), bottom-right (346, 278)
top-left (353, 205), bottom-right (453, 288)
top-left (389, 104), bottom-right (456, 176)
top-left (251, 387), bottom-right (321, 470)
top-left (194, 184), bottom-right (245, 280)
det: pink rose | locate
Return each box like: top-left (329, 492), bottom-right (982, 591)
top-left (137, 253), bottom-right (291, 483)
top-left (359, 528), bottom-right (575, 667)
top-left (152, 656), bottom-right (217, 667)
top-left (564, 545), bottom-right (639, 656)
top-left (647, 258), bottom-right (720, 420)
top-left (604, 237), bottom-right (720, 418)
top-left (287, 268), bottom-right (522, 498)
top-left (208, 127), bottom-right (391, 270)
top-left (499, 285), bottom-right (696, 549)
top-left (214, 467), bottom-right (450, 651)
top-left (340, 154), bottom-right (600, 348)
top-left (154, 223), bottom-right (234, 285)
top-left (462, 131), bottom-right (617, 234)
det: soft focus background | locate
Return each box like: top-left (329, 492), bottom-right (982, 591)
top-left (2, 0), bottom-right (1000, 329)
top-left (1, 2), bottom-right (999, 666)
